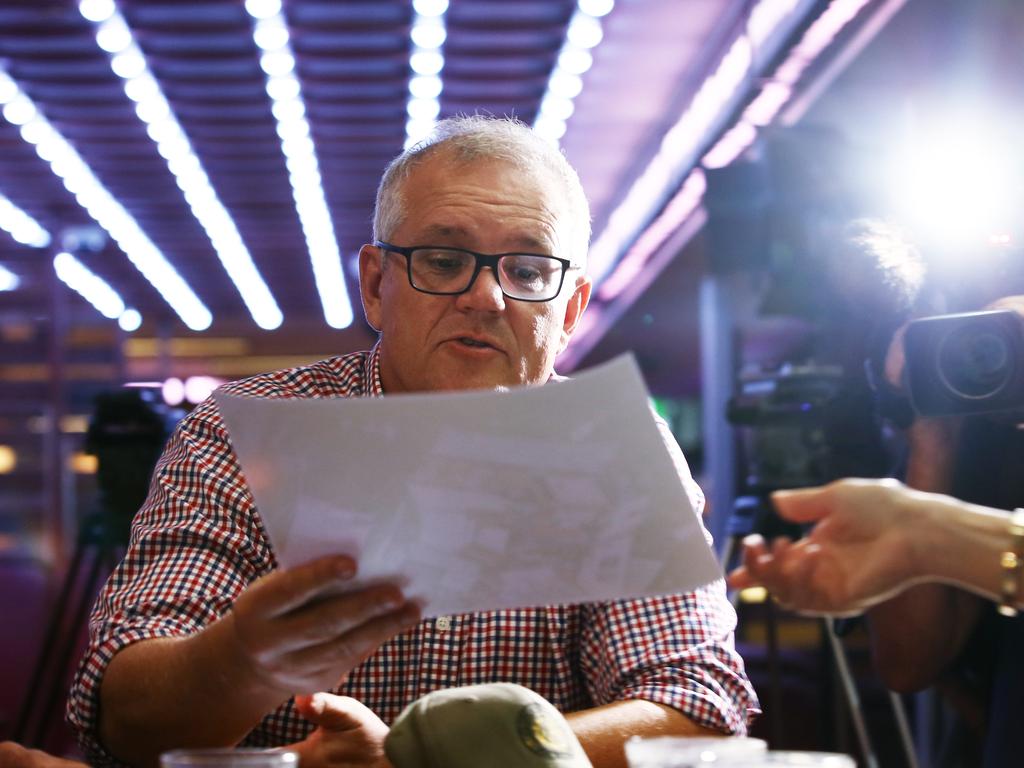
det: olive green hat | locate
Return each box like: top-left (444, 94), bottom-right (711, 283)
top-left (385, 683), bottom-right (594, 768)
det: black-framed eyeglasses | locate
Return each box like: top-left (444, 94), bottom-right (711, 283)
top-left (375, 241), bottom-right (577, 303)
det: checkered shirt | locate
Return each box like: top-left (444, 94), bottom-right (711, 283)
top-left (68, 346), bottom-right (758, 765)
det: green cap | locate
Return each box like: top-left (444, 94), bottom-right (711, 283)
top-left (385, 683), bottom-right (594, 768)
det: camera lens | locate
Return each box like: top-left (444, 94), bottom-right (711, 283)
top-left (936, 321), bottom-right (1014, 399)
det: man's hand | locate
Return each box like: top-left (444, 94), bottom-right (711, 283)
top-left (0, 743), bottom-right (87, 768)
top-left (291, 693), bottom-right (392, 768)
top-left (223, 555), bottom-right (422, 698)
top-left (98, 555), bottom-right (420, 767)
top-left (728, 478), bottom-right (925, 616)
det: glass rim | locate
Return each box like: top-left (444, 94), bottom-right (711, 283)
top-left (159, 748), bottom-right (299, 766)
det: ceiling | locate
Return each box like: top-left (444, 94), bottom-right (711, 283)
top-left (1, 0), bottom-right (954, 408)
top-left (0, 0), bottom-right (748, 343)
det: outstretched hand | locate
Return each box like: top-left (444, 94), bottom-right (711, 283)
top-left (291, 693), bottom-right (392, 768)
top-left (223, 555), bottom-right (421, 699)
top-left (728, 478), bottom-right (927, 616)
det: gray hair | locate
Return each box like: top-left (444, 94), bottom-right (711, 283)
top-left (372, 115), bottom-right (591, 267)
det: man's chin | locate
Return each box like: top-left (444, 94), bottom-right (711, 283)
top-left (432, 361), bottom-right (543, 392)
top-left (436, 375), bottom-right (520, 393)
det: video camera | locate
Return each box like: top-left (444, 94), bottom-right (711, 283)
top-left (727, 363), bottom-right (889, 489)
top-left (725, 363), bottom-right (890, 542)
top-left (85, 388), bottom-right (181, 530)
top-left (904, 309), bottom-right (1024, 418)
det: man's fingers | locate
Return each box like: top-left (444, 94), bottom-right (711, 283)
top-left (293, 693), bottom-right (317, 720)
top-left (0, 742), bottom-right (85, 768)
top-left (284, 603), bottom-right (421, 681)
top-left (247, 555), bottom-right (358, 618)
top-left (298, 693), bottom-right (381, 731)
top-left (273, 584), bottom-right (413, 652)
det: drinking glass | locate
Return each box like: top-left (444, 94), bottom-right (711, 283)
top-left (715, 752), bottom-right (856, 767)
top-left (160, 748), bottom-right (299, 768)
top-left (625, 736), bottom-right (768, 767)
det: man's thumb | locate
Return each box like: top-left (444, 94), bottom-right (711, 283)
top-left (295, 693), bottom-right (364, 730)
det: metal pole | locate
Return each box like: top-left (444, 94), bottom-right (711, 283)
top-left (46, 249), bottom-right (68, 558)
top-left (824, 617), bottom-right (879, 768)
top-left (699, 275), bottom-right (737, 555)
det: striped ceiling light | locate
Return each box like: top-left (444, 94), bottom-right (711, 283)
top-left (534, 0), bottom-right (614, 144)
top-left (0, 66), bottom-right (208, 330)
top-left (246, 0), bottom-right (355, 329)
top-left (404, 0), bottom-right (449, 149)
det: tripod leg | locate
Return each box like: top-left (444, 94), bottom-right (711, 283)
top-left (726, 533), bottom-right (785, 744)
top-left (765, 599), bottom-right (785, 747)
top-left (29, 548), bottom-right (106, 748)
top-left (888, 690), bottom-right (920, 768)
top-left (13, 538), bottom-right (87, 744)
top-left (823, 617), bottom-right (879, 768)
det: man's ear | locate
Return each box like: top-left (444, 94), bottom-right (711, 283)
top-left (558, 275), bottom-right (592, 353)
top-left (358, 243), bottom-right (384, 332)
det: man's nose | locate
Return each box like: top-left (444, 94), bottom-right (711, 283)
top-left (457, 265), bottom-right (506, 311)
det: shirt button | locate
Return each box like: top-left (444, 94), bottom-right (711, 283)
top-left (435, 615), bottom-right (451, 632)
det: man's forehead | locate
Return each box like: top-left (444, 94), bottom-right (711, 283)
top-left (408, 148), bottom-right (562, 195)
top-left (398, 156), bottom-right (568, 248)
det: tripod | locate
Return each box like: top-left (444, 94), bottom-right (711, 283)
top-left (13, 505), bottom-right (128, 748)
top-left (723, 495), bottom-right (919, 768)
top-left (12, 387), bottom-right (174, 748)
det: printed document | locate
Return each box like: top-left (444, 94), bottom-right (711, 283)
top-left (215, 355), bottom-right (722, 617)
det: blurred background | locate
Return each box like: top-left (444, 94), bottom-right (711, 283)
top-left (1, 0), bottom-right (1022, 763)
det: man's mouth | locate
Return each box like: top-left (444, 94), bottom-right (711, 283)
top-left (457, 337), bottom-right (495, 349)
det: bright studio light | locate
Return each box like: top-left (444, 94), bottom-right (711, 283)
top-left (80, 3), bottom-right (281, 329)
top-left (0, 264), bottom-right (19, 291)
top-left (248, 2), bottom-right (354, 328)
top-left (532, 3), bottom-right (612, 145)
top-left (891, 123), bottom-right (1019, 249)
top-left (118, 308), bottom-right (142, 331)
top-left (403, 6), bottom-right (448, 149)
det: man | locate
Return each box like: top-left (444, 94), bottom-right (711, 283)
top-left (68, 116), bottom-right (757, 768)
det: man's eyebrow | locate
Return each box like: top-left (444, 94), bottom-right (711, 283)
top-left (418, 224), bottom-right (553, 252)
top-left (419, 224), bottom-right (469, 240)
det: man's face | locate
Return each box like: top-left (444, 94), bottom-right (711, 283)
top-left (359, 153), bottom-right (591, 394)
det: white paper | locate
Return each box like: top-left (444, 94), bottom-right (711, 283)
top-left (215, 354), bottom-right (722, 617)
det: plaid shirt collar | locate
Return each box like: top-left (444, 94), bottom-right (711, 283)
top-left (365, 341), bottom-right (385, 397)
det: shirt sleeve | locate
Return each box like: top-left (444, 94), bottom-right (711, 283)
top-left (66, 400), bottom-right (277, 766)
top-left (577, 417), bottom-right (760, 732)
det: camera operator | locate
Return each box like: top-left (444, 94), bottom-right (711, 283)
top-left (733, 293), bottom-right (1024, 767)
